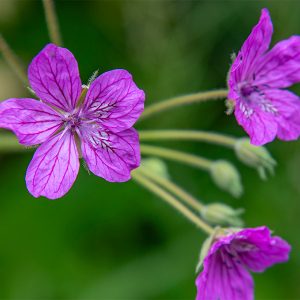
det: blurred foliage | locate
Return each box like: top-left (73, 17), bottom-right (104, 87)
top-left (1, 0), bottom-right (300, 299)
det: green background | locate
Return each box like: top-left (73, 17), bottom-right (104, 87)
top-left (0, 0), bottom-right (300, 299)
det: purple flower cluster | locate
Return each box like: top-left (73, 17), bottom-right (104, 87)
top-left (0, 7), bottom-right (297, 300)
top-left (194, 9), bottom-right (296, 299)
top-left (0, 44), bottom-right (145, 199)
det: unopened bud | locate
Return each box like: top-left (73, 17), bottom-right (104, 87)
top-left (234, 138), bottom-right (276, 180)
top-left (210, 160), bottom-right (243, 198)
top-left (141, 157), bottom-right (170, 179)
top-left (201, 203), bottom-right (244, 227)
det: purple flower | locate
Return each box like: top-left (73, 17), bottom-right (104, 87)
top-left (196, 226), bottom-right (291, 300)
top-left (228, 8), bottom-right (300, 146)
top-left (0, 44), bottom-right (145, 199)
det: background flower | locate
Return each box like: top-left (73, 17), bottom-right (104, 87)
top-left (228, 9), bottom-right (300, 146)
top-left (196, 227), bottom-right (291, 300)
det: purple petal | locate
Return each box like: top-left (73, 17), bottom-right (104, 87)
top-left (26, 131), bottom-right (79, 199)
top-left (196, 248), bottom-right (254, 300)
top-left (234, 227), bottom-right (291, 273)
top-left (234, 98), bottom-right (278, 145)
top-left (28, 44), bottom-right (82, 112)
top-left (255, 36), bottom-right (300, 88)
top-left (81, 127), bottom-right (140, 182)
top-left (82, 69), bottom-right (145, 132)
top-left (0, 98), bottom-right (63, 146)
top-left (264, 89), bottom-right (300, 141)
top-left (229, 9), bottom-right (273, 99)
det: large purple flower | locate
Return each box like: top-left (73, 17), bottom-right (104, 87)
top-left (0, 44), bottom-right (145, 199)
top-left (228, 8), bottom-right (300, 146)
top-left (196, 226), bottom-right (291, 300)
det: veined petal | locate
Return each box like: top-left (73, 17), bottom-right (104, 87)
top-left (0, 98), bottom-right (63, 146)
top-left (196, 249), bottom-right (254, 300)
top-left (264, 89), bottom-right (300, 141)
top-left (81, 127), bottom-right (140, 182)
top-left (255, 36), bottom-right (300, 88)
top-left (234, 98), bottom-right (278, 146)
top-left (28, 44), bottom-right (82, 112)
top-left (234, 227), bottom-right (291, 273)
top-left (82, 69), bottom-right (145, 132)
top-left (26, 131), bottom-right (79, 199)
top-left (229, 9), bottom-right (273, 98)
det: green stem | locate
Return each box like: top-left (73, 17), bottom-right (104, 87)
top-left (140, 89), bottom-right (228, 120)
top-left (138, 166), bottom-right (204, 211)
top-left (0, 34), bottom-right (28, 86)
top-left (139, 130), bottom-right (236, 148)
top-left (42, 0), bottom-right (63, 46)
top-left (132, 170), bottom-right (214, 235)
top-left (140, 144), bottom-right (212, 170)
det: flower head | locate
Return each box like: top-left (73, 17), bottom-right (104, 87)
top-left (228, 8), bottom-right (300, 146)
top-left (0, 44), bottom-right (145, 199)
top-left (196, 226), bottom-right (291, 300)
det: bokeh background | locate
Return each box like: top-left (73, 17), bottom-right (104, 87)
top-left (1, 0), bottom-right (300, 299)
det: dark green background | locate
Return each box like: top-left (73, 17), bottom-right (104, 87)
top-left (0, 0), bottom-right (300, 299)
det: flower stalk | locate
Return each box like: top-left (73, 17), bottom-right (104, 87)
top-left (138, 165), bottom-right (204, 211)
top-left (42, 0), bottom-right (63, 46)
top-left (139, 130), bottom-right (236, 148)
top-left (0, 34), bottom-right (28, 86)
top-left (140, 89), bottom-right (228, 120)
top-left (132, 170), bottom-right (214, 235)
top-left (140, 144), bottom-right (212, 170)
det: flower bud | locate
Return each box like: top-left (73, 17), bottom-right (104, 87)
top-left (234, 138), bottom-right (276, 180)
top-left (201, 203), bottom-right (244, 227)
top-left (210, 160), bottom-right (243, 198)
top-left (141, 157), bottom-right (170, 179)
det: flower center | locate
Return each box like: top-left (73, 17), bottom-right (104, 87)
top-left (237, 82), bottom-right (278, 116)
top-left (64, 112), bottom-right (82, 131)
top-left (238, 82), bottom-right (258, 100)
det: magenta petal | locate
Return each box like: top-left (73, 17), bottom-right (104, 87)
top-left (81, 128), bottom-right (140, 182)
top-left (0, 98), bottom-right (63, 146)
top-left (82, 69), bottom-right (145, 132)
top-left (229, 8), bottom-right (273, 97)
top-left (255, 36), bottom-right (300, 88)
top-left (28, 44), bottom-right (82, 112)
top-left (234, 98), bottom-right (277, 145)
top-left (264, 89), bottom-right (300, 141)
top-left (26, 131), bottom-right (79, 199)
top-left (235, 227), bottom-right (291, 273)
top-left (196, 249), bottom-right (254, 300)
top-left (196, 226), bottom-right (291, 300)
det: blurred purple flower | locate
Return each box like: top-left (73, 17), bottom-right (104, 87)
top-left (228, 8), bottom-right (300, 146)
top-left (196, 226), bottom-right (291, 300)
top-left (0, 44), bottom-right (145, 199)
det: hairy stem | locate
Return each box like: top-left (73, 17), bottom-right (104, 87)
top-left (0, 34), bottom-right (28, 85)
top-left (139, 166), bottom-right (204, 211)
top-left (42, 0), bottom-right (63, 46)
top-left (139, 130), bottom-right (236, 148)
top-left (140, 89), bottom-right (228, 120)
top-left (132, 170), bottom-right (214, 234)
top-left (140, 144), bottom-right (212, 170)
